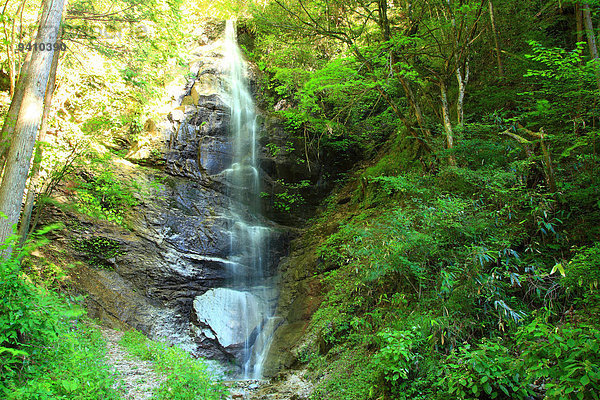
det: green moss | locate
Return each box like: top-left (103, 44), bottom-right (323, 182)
top-left (71, 236), bottom-right (122, 269)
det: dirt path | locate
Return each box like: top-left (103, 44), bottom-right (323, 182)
top-left (100, 327), bottom-right (312, 400)
top-left (101, 327), bottom-right (165, 400)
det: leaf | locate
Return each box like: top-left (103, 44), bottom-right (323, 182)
top-left (550, 263), bottom-right (565, 277)
top-left (484, 382), bottom-right (493, 394)
top-left (581, 375), bottom-right (590, 386)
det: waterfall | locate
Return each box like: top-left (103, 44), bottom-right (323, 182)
top-left (223, 19), bottom-right (275, 379)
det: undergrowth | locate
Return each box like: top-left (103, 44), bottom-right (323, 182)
top-left (0, 228), bottom-right (119, 399)
top-left (119, 330), bottom-right (228, 400)
top-left (297, 137), bottom-right (600, 399)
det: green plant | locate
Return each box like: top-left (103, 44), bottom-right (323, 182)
top-left (518, 319), bottom-right (600, 400)
top-left (443, 339), bottom-right (532, 399)
top-left (562, 243), bottom-right (600, 294)
top-left (0, 228), bottom-right (119, 398)
top-left (75, 168), bottom-right (138, 226)
top-left (120, 330), bottom-right (228, 400)
top-left (5, 323), bottom-right (120, 399)
top-left (71, 236), bottom-right (122, 269)
top-left (375, 327), bottom-right (423, 384)
top-left (266, 143), bottom-right (281, 157)
top-left (273, 179), bottom-right (309, 213)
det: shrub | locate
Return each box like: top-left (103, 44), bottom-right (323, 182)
top-left (374, 327), bottom-right (423, 384)
top-left (0, 230), bottom-right (119, 398)
top-left (75, 168), bottom-right (138, 226)
top-left (517, 319), bottom-right (600, 400)
top-left (563, 243), bottom-right (600, 294)
top-left (443, 339), bottom-right (532, 399)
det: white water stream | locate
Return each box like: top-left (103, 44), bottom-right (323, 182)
top-left (223, 20), bottom-right (275, 379)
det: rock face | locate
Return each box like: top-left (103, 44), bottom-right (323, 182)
top-left (193, 288), bottom-right (264, 348)
top-left (38, 23), bottom-right (287, 370)
top-left (39, 21), bottom-right (330, 379)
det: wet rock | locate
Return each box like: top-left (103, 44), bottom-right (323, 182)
top-left (193, 288), bottom-right (266, 348)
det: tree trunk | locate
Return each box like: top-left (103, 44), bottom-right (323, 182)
top-left (378, 0), bottom-right (391, 41)
top-left (0, 0), bottom-right (66, 252)
top-left (488, 0), bottom-right (504, 77)
top-left (582, 3), bottom-right (600, 91)
top-left (0, 51), bottom-right (32, 177)
top-left (18, 37), bottom-right (61, 244)
top-left (398, 76), bottom-right (432, 139)
top-left (576, 3), bottom-right (583, 47)
top-left (440, 81), bottom-right (456, 166)
top-left (517, 124), bottom-right (557, 192)
top-left (456, 61), bottom-right (469, 125)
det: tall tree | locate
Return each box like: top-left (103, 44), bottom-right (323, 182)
top-left (582, 3), bottom-right (600, 91)
top-left (17, 32), bottom-right (62, 244)
top-left (0, 0), bottom-right (66, 251)
top-left (488, 0), bottom-right (503, 77)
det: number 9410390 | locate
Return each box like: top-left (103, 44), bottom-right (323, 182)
top-left (17, 42), bottom-right (67, 52)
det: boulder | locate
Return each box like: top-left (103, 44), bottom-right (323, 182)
top-left (193, 288), bottom-right (266, 348)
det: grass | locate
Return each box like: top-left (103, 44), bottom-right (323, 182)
top-left (119, 330), bottom-right (228, 400)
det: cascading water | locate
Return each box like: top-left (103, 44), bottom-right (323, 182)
top-left (222, 19), bottom-right (275, 379)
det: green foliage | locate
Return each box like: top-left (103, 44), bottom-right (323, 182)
top-left (0, 231), bottom-right (118, 398)
top-left (272, 179), bottom-right (309, 213)
top-left (563, 243), bottom-right (600, 293)
top-left (5, 325), bottom-right (120, 399)
top-left (518, 319), bottom-right (600, 400)
top-left (75, 168), bottom-right (138, 226)
top-left (266, 142), bottom-right (282, 157)
top-left (247, 1), bottom-right (600, 399)
top-left (444, 340), bottom-right (531, 399)
top-left (310, 346), bottom-right (378, 400)
top-left (375, 327), bottom-right (423, 384)
top-left (0, 248), bottom-right (61, 376)
top-left (71, 236), bottom-right (122, 269)
top-left (120, 330), bottom-right (228, 400)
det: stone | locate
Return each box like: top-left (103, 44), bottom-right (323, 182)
top-left (193, 288), bottom-right (266, 348)
top-left (169, 109), bottom-right (185, 122)
top-left (181, 95), bottom-right (195, 106)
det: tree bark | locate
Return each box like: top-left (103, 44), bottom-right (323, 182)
top-left (456, 61), bottom-right (469, 125)
top-left (440, 81), bottom-right (456, 166)
top-left (18, 35), bottom-right (61, 244)
top-left (378, 0), bottom-right (391, 41)
top-left (488, 0), bottom-right (504, 77)
top-left (398, 75), bottom-right (432, 139)
top-left (576, 3), bottom-right (583, 47)
top-left (0, 51), bottom-right (32, 177)
top-left (0, 0), bottom-right (66, 252)
top-left (582, 3), bottom-right (600, 91)
top-left (518, 124), bottom-right (557, 192)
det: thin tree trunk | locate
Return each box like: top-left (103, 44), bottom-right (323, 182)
top-left (0, 51), bottom-right (32, 178)
top-left (488, 0), bottom-right (504, 77)
top-left (0, 0), bottom-right (66, 252)
top-left (18, 36), bottom-right (61, 244)
top-left (2, 28), bottom-right (14, 97)
top-left (583, 3), bottom-right (600, 91)
top-left (440, 81), bottom-right (456, 166)
top-left (576, 3), bottom-right (583, 48)
top-left (10, 0), bottom-right (27, 96)
top-left (398, 76), bottom-right (433, 139)
top-left (456, 61), bottom-right (469, 125)
top-left (378, 0), bottom-right (391, 41)
top-left (518, 124), bottom-right (557, 192)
